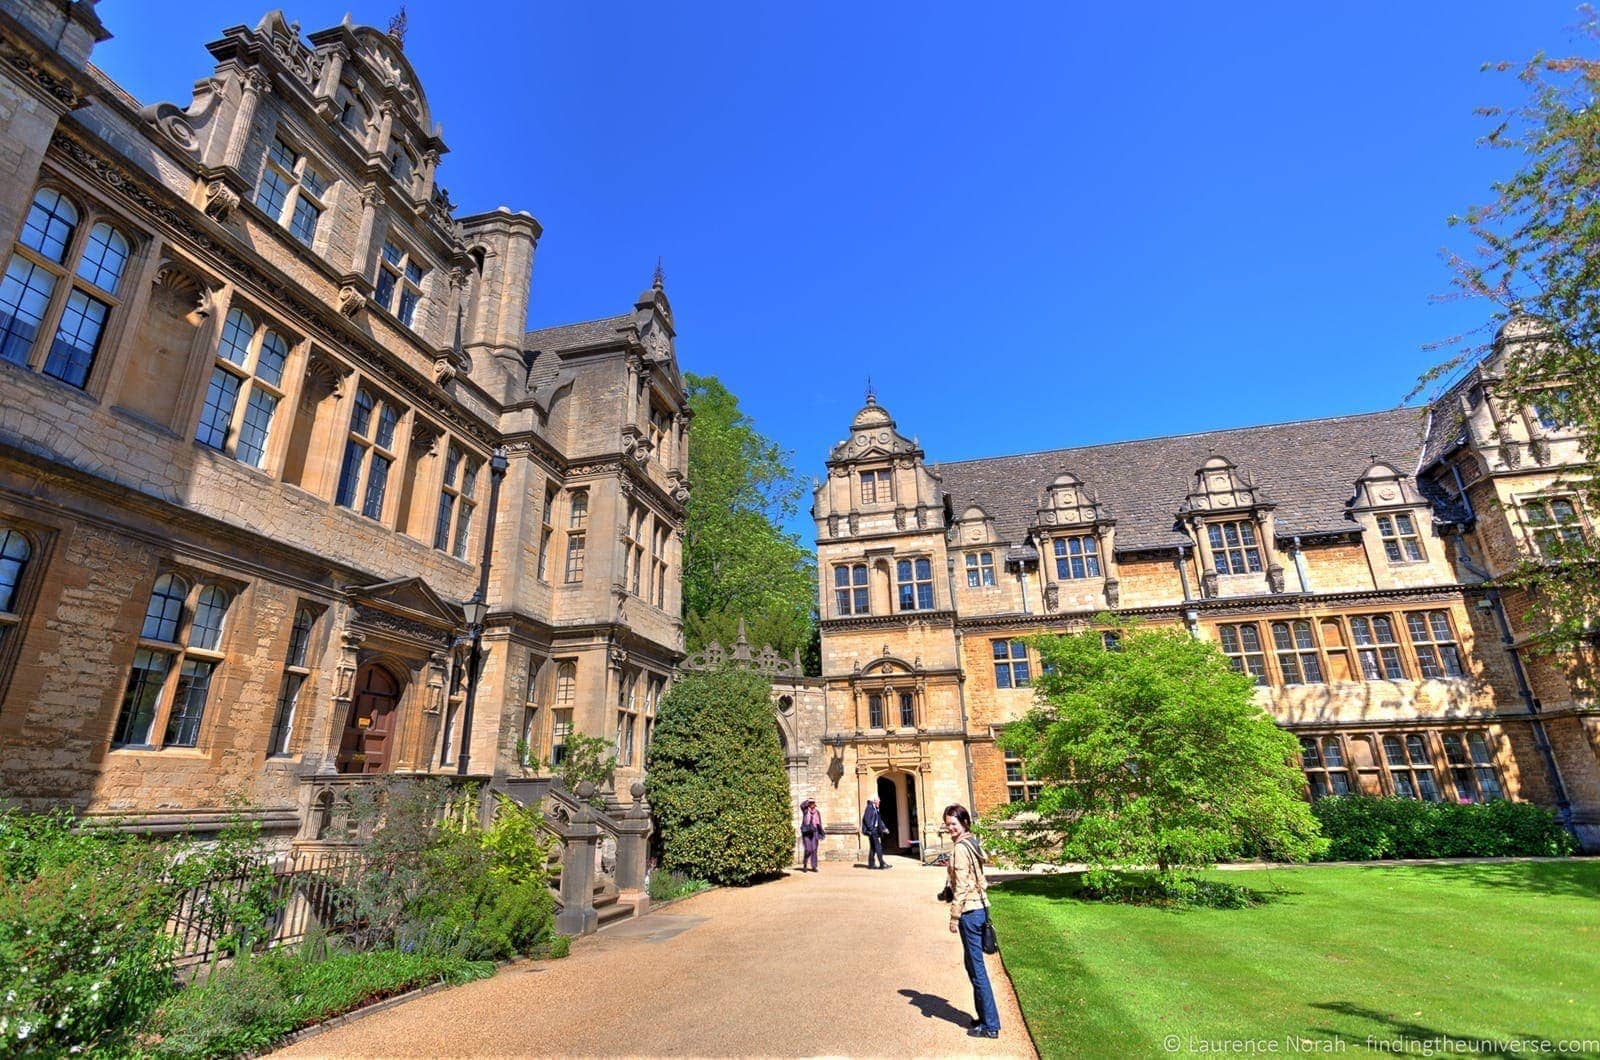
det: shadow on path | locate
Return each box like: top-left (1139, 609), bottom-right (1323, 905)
top-left (899, 988), bottom-right (971, 1028)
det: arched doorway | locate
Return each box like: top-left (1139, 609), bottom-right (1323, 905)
top-left (875, 770), bottom-right (920, 858)
top-left (337, 662), bottom-right (403, 773)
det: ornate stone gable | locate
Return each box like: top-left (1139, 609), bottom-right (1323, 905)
top-left (1180, 455), bottom-right (1272, 515)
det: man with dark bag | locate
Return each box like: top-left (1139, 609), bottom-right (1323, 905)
top-left (861, 795), bottom-right (890, 869)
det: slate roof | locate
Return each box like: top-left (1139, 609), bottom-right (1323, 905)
top-left (522, 314), bottom-right (633, 357)
top-left (929, 407), bottom-right (1433, 552)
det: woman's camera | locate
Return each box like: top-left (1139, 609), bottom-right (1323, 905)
top-left (937, 885), bottom-right (954, 902)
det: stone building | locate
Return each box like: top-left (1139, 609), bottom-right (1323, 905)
top-left (811, 332), bottom-right (1600, 859)
top-left (0, 3), bottom-right (689, 840)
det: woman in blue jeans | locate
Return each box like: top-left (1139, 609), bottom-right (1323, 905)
top-left (943, 803), bottom-right (999, 1038)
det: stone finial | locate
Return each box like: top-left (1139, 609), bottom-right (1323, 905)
top-left (652, 258), bottom-right (665, 290)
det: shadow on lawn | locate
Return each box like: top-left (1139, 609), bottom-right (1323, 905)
top-left (1354, 860), bottom-right (1600, 900)
top-left (990, 872), bottom-right (1289, 909)
top-left (1308, 1000), bottom-right (1519, 1058)
top-left (897, 989), bottom-right (972, 1028)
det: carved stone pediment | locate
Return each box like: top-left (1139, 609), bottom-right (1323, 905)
top-left (1348, 461), bottom-right (1425, 512)
top-left (1035, 471), bottom-right (1107, 528)
top-left (349, 578), bottom-right (461, 644)
top-left (1181, 455), bottom-right (1269, 515)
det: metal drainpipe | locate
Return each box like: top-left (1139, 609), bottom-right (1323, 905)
top-left (456, 446), bottom-right (509, 777)
top-left (1291, 536), bottom-right (1311, 593)
top-left (1452, 530), bottom-right (1574, 831)
top-left (1176, 543), bottom-right (1193, 601)
top-left (946, 557), bottom-right (977, 815)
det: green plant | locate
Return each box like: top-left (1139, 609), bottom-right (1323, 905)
top-left (0, 811), bottom-right (180, 1055)
top-left (545, 934), bottom-right (571, 959)
top-left (1312, 795), bottom-right (1576, 860)
top-left (647, 868), bottom-right (711, 902)
top-left (985, 624), bottom-right (1326, 891)
top-left (147, 949), bottom-right (493, 1057)
top-left (514, 737), bottom-right (534, 773)
top-left (549, 733), bottom-right (616, 800)
top-left (480, 795), bottom-right (553, 885)
top-left (646, 668), bottom-right (795, 885)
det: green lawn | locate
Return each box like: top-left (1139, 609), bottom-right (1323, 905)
top-left (987, 861), bottom-right (1600, 1059)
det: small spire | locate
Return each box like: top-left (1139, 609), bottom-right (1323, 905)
top-left (735, 617), bottom-right (748, 645)
top-left (865, 376), bottom-right (876, 405)
top-left (652, 258), bottom-right (665, 291)
top-left (386, 4), bottom-right (408, 48)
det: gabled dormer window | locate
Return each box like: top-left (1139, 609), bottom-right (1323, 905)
top-left (860, 468), bottom-right (893, 504)
top-left (374, 240), bottom-right (426, 328)
top-left (256, 136), bottom-right (327, 247)
top-left (1375, 513), bottom-right (1425, 563)
top-left (1207, 520), bottom-right (1262, 575)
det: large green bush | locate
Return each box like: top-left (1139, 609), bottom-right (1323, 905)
top-left (646, 668), bottom-right (794, 885)
top-left (1312, 795), bottom-right (1576, 860)
top-left (0, 812), bottom-right (179, 1054)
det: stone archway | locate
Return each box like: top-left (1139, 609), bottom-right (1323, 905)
top-left (875, 769), bottom-right (920, 857)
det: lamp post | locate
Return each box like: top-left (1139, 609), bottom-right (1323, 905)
top-left (455, 590), bottom-right (487, 776)
top-left (455, 447), bottom-right (509, 776)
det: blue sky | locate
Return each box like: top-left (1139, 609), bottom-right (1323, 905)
top-left (96, 2), bottom-right (1581, 538)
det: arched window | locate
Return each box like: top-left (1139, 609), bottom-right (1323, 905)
top-left (196, 307), bottom-right (293, 468)
top-left (114, 574), bottom-right (233, 749)
top-left (1, 188), bottom-right (134, 389)
top-left (335, 386), bottom-right (402, 520)
top-left (1271, 620), bottom-right (1324, 685)
top-left (550, 661), bottom-right (577, 766)
top-left (0, 528), bottom-right (32, 652)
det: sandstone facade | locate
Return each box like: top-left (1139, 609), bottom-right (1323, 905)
top-left (811, 349), bottom-right (1600, 858)
top-left (0, 4), bottom-right (687, 839)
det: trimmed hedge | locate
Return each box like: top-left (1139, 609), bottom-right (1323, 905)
top-left (1311, 795), bottom-right (1575, 860)
top-left (646, 668), bottom-right (795, 885)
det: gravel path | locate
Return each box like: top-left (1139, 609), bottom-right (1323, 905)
top-left (277, 855), bottom-right (1033, 1058)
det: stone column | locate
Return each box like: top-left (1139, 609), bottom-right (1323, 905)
top-left (222, 67), bottom-right (271, 175)
top-left (613, 782), bottom-right (652, 903)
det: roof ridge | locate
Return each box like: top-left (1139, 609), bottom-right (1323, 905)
top-left (522, 312), bottom-right (633, 339)
top-left (929, 406), bottom-right (1423, 470)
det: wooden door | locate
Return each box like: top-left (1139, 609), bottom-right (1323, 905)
top-left (338, 663), bottom-right (401, 774)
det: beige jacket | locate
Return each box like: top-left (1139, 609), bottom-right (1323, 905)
top-left (946, 835), bottom-right (988, 924)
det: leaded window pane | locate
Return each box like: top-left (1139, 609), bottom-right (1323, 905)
top-left (21, 188), bottom-right (77, 262)
top-left (218, 308), bottom-right (253, 365)
top-left (335, 439), bottom-right (364, 508)
top-left (287, 608), bottom-right (313, 668)
top-left (256, 330), bottom-right (289, 387)
top-left (452, 505), bottom-right (471, 559)
top-left (189, 586), bottom-right (229, 650)
top-left (196, 367), bottom-right (241, 450)
top-left (0, 257), bottom-right (56, 365)
top-left (43, 290), bottom-right (108, 388)
top-left (164, 658), bottom-right (214, 746)
top-left (434, 493), bottom-right (454, 551)
top-left (0, 530), bottom-right (30, 613)
top-left (256, 166), bottom-right (291, 219)
top-left (374, 268), bottom-right (396, 309)
top-left (287, 196), bottom-right (319, 245)
top-left (237, 389), bottom-right (277, 468)
top-left (114, 649), bottom-right (169, 746)
top-left (362, 454), bottom-right (391, 518)
top-left (375, 404), bottom-right (398, 449)
top-left (76, 223), bottom-right (130, 294)
top-left (141, 575), bottom-right (186, 642)
top-left (351, 388), bottom-right (376, 436)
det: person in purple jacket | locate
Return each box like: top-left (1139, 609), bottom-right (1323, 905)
top-left (799, 798), bottom-right (824, 872)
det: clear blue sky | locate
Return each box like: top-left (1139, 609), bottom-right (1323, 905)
top-left (96, 2), bottom-right (1581, 538)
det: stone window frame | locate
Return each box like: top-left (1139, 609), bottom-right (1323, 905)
top-left (334, 384), bottom-right (405, 523)
top-left (1521, 494), bottom-right (1589, 558)
top-left (615, 668), bottom-right (639, 767)
top-left (965, 550), bottom-right (996, 587)
top-left (1217, 622), bottom-right (1268, 684)
top-left (372, 236), bottom-right (428, 330)
top-left (1439, 731), bottom-right (1505, 802)
top-left (0, 182), bottom-right (141, 394)
top-left (1380, 732), bottom-right (1442, 801)
top-left (255, 132), bottom-right (330, 249)
top-left (1404, 610), bottom-right (1465, 680)
top-left (335, 80), bottom-right (373, 146)
top-left (859, 467), bottom-right (893, 505)
top-left (623, 502), bottom-right (647, 597)
top-left (549, 660), bottom-right (577, 766)
top-left (1003, 750), bottom-right (1044, 804)
top-left (195, 304), bottom-right (300, 471)
top-left (1052, 533), bottom-right (1102, 581)
top-left (650, 523), bottom-right (670, 609)
top-left (867, 691), bottom-right (884, 728)
top-left (1374, 512), bottom-right (1426, 564)
top-left (433, 442), bottom-right (480, 560)
top-left (647, 401), bottom-right (672, 464)
top-left (992, 638), bottom-right (1031, 689)
top-left (1206, 519), bottom-right (1264, 576)
top-left (267, 603), bottom-right (323, 757)
top-left (1529, 386), bottom-right (1575, 432)
top-left (563, 489), bottom-right (588, 584)
top-left (111, 570), bottom-right (240, 752)
top-left (1271, 619), bottom-right (1325, 686)
top-left (536, 485), bottom-right (556, 583)
top-left (834, 562), bottom-right (869, 616)
top-left (1299, 735), bottom-right (1353, 798)
top-left (0, 523), bottom-right (49, 695)
top-left (1349, 614), bottom-right (1408, 681)
top-left (894, 555), bottom-right (935, 612)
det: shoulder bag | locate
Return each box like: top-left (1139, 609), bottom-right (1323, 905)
top-left (963, 836), bottom-right (1000, 955)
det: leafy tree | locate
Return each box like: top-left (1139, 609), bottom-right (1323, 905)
top-left (986, 626), bottom-right (1324, 891)
top-left (1432, 15), bottom-right (1600, 655)
top-left (548, 732), bottom-right (616, 803)
top-left (683, 373), bottom-right (817, 662)
top-left (645, 668), bottom-right (795, 884)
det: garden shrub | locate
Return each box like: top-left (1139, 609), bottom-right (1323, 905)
top-left (1312, 795), bottom-right (1575, 860)
top-left (0, 812), bottom-right (180, 1055)
top-left (147, 949), bottom-right (493, 1057)
top-left (647, 868), bottom-right (710, 902)
top-left (646, 668), bottom-right (794, 885)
